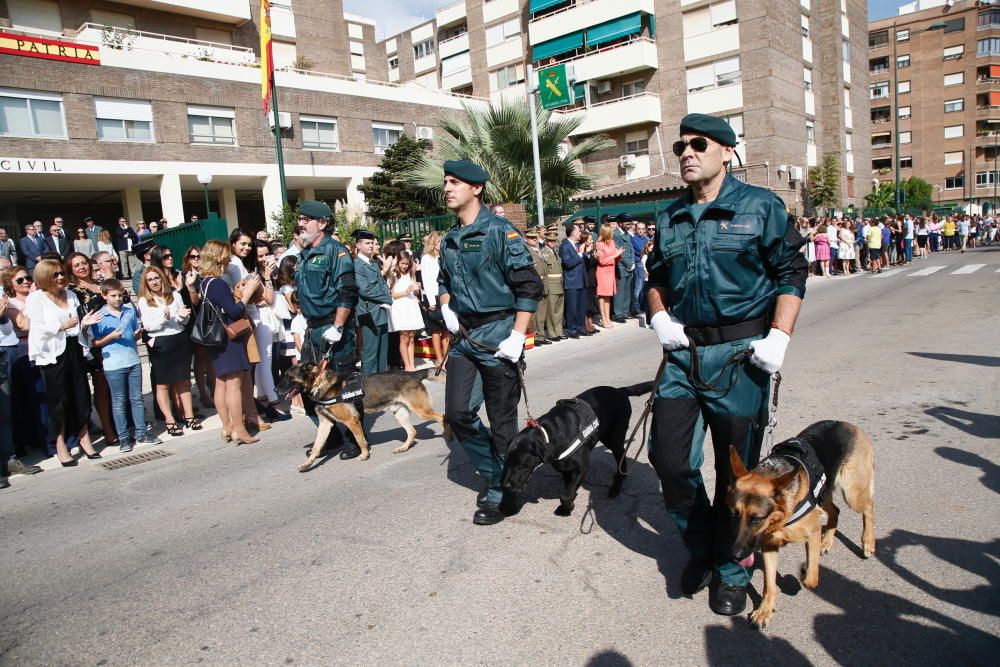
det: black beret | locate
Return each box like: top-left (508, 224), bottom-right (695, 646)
top-left (617, 213), bottom-right (635, 223)
top-left (299, 200), bottom-right (332, 219)
top-left (679, 113), bottom-right (737, 147)
top-left (601, 214), bottom-right (615, 223)
top-left (443, 159), bottom-right (489, 185)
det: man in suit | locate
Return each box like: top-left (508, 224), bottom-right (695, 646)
top-left (44, 223), bottom-right (71, 260)
top-left (611, 216), bottom-right (634, 322)
top-left (112, 217), bottom-right (139, 278)
top-left (541, 231), bottom-right (566, 339)
top-left (18, 224), bottom-right (45, 271)
top-left (559, 221), bottom-right (587, 338)
top-left (524, 229), bottom-right (550, 345)
top-left (353, 230), bottom-right (391, 374)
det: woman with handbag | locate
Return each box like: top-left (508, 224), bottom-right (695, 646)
top-left (180, 245), bottom-right (214, 408)
top-left (199, 240), bottom-right (260, 445)
top-left (137, 266), bottom-right (200, 436)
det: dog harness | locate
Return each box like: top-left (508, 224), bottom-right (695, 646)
top-left (312, 372), bottom-right (365, 406)
top-left (768, 437), bottom-right (828, 527)
top-left (554, 399), bottom-right (601, 461)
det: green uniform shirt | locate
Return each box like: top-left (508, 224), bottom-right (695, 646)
top-left (648, 175), bottom-right (808, 328)
top-left (528, 244), bottom-right (549, 296)
top-left (355, 255), bottom-right (392, 327)
top-left (614, 227), bottom-right (635, 268)
top-left (296, 234), bottom-right (356, 322)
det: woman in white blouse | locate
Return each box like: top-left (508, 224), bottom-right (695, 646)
top-left (23, 259), bottom-right (103, 465)
top-left (420, 231), bottom-right (448, 367)
top-left (137, 266), bottom-right (200, 436)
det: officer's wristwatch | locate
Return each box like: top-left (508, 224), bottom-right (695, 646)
top-left (332, 324), bottom-right (344, 334)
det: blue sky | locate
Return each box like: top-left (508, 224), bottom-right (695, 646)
top-left (344, 1), bottom-right (910, 40)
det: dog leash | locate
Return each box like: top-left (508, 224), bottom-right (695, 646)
top-left (765, 371), bottom-right (782, 451)
top-left (453, 324), bottom-right (536, 425)
top-left (617, 352), bottom-right (669, 477)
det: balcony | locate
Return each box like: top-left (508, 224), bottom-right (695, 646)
top-left (436, 0), bottom-right (467, 28)
top-left (486, 36), bottom-right (524, 68)
top-left (976, 130), bottom-right (1000, 146)
top-left (687, 82), bottom-right (743, 115)
top-left (529, 0), bottom-right (654, 46)
top-left (871, 143), bottom-right (893, 151)
top-left (559, 91), bottom-right (661, 136)
top-left (484, 0), bottom-right (520, 24)
top-left (441, 67), bottom-right (473, 91)
top-left (684, 26), bottom-right (739, 62)
top-left (439, 32), bottom-right (469, 59)
top-left (976, 105), bottom-right (1000, 120)
top-left (414, 53), bottom-right (438, 74)
top-left (75, 23), bottom-right (256, 66)
top-left (977, 76), bottom-right (1000, 91)
top-left (543, 37), bottom-right (656, 81)
top-left (107, 0), bottom-right (250, 23)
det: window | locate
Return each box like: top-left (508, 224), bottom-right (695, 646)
top-left (624, 131), bottom-right (649, 155)
top-left (842, 40), bottom-right (850, 62)
top-left (978, 37), bottom-right (1000, 57)
top-left (372, 122), bottom-right (402, 154)
top-left (622, 80), bottom-right (646, 97)
top-left (441, 51), bottom-right (470, 76)
top-left (897, 28), bottom-right (909, 42)
top-left (350, 41), bottom-right (364, 56)
top-left (843, 87), bottom-right (852, 109)
top-left (714, 57), bottom-right (741, 87)
top-left (943, 45), bottom-right (964, 60)
top-left (870, 82), bottom-right (889, 99)
top-left (195, 27), bottom-right (232, 44)
top-left (899, 157), bottom-right (912, 169)
top-left (723, 114), bottom-right (744, 142)
top-left (803, 67), bottom-right (813, 91)
top-left (187, 105), bottom-right (235, 145)
top-left (94, 97), bottom-right (153, 142)
top-left (976, 171), bottom-right (999, 187)
top-left (943, 17), bottom-right (964, 34)
top-left (845, 133), bottom-right (853, 151)
top-left (944, 72), bottom-right (965, 86)
top-left (872, 133), bottom-right (891, 147)
top-left (944, 98), bottom-right (965, 113)
top-left (900, 131), bottom-right (911, 144)
top-left (868, 29), bottom-right (887, 48)
top-left (806, 121), bottom-right (815, 144)
top-left (944, 151), bottom-right (963, 165)
top-left (388, 56), bottom-right (398, 70)
top-left (485, 18), bottom-right (520, 47)
top-left (0, 88), bottom-right (66, 138)
top-left (412, 40), bottom-right (434, 60)
top-left (91, 9), bottom-right (136, 29)
top-left (711, 0), bottom-right (737, 27)
top-left (945, 176), bottom-right (964, 189)
top-left (898, 105), bottom-right (911, 119)
top-left (802, 15), bottom-right (811, 39)
top-left (489, 63), bottom-right (525, 90)
top-left (7, 0), bottom-right (61, 35)
top-left (870, 56), bottom-right (889, 72)
top-left (871, 106), bottom-right (891, 123)
top-left (979, 9), bottom-right (1000, 29)
top-left (944, 124), bottom-right (964, 139)
top-left (873, 157), bottom-right (892, 171)
top-left (898, 80), bottom-right (911, 94)
top-left (897, 54), bottom-right (910, 68)
top-left (300, 116), bottom-right (338, 150)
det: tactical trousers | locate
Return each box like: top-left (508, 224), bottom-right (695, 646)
top-left (532, 294), bottom-right (549, 341)
top-left (646, 334), bottom-right (771, 587)
top-left (444, 318), bottom-right (521, 504)
top-left (360, 321), bottom-right (388, 375)
top-left (545, 292), bottom-right (564, 338)
top-left (613, 271), bottom-right (633, 319)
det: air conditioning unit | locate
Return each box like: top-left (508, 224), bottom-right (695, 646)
top-left (597, 80), bottom-right (612, 95)
top-left (416, 126), bottom-right (434, 140)
top-left (269, 111), bottom-right (292, 130)
top-left (620, 154), bottom-right (637, 169)
top-left (789, 166), bottom-right (804, 181)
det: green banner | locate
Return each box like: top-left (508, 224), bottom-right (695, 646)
top-left (538, 64), bottom-right (571, 110)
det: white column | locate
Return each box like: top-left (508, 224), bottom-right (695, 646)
top-left (159, 174), bottom-right (184, 226)
top-left (346, 176), bottom-right (366, 215)
top-left (219, 187), bottom-right (239, 233)
top-left (262, 174), bottom-right (284, 233)
top-left (298, 186), bottom-right (316, 201)
top-left (121, 187), bottom-right (144, 224)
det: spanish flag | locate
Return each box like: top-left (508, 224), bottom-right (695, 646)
top-left (260, 0), bottom-right (274, 114)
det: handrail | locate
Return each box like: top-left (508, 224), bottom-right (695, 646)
top-left (530, 0), bottom-right (586, 23)
top-left (437, 0), bottom-right (465, 12)
top-left (535, 36), bottom-right (654, 67)
top-left (76, 22), bottom-right (254, 54)
top-left (438, 31), bottom-right (469, 47)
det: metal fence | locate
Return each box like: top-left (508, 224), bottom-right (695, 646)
top-left (376, 214), bottom-right (456, 247)
top-left (145, 216), bottom-right (229, 259)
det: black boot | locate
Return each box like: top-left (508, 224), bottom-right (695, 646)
top-left (709, 577), bottom-right (747, 616)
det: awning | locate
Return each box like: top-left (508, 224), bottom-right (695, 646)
top-left (562, 199), bottom-right (678, 224)
top-left (532, 31), bottom-right (583, 61)
top-left (586, 12), bottom-right (642, 47)
top-left (530, 0), bottom-right (567, 13)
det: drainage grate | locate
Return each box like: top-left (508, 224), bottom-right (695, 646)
top-left (99, 449), bottom-right (173, 470)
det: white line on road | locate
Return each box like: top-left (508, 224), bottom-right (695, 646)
top-left (874, 268), bottom-right (904, 278)
top-left (951, 264), bottom-right (986, 274)
top-left (909, 265), bottom-right (947, 277)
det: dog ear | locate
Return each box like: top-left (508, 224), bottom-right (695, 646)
top-left (772, 468), bottom-right (800, 496)
top-left (729, 445), bottom-right (749, 478)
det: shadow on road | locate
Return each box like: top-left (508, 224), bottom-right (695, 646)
top-left (585, 650), bottom-right (635, 667)
top-left (907, 352), bottom-right (1000, 367)
top-left (924, 406), bottom-right (1000, 438)
top-left (936, 446), bottom-right (1000, 494)
top-left (704, 621), bottom-right (813, 666)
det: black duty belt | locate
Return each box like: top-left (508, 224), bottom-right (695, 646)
top-left (458, 309), bottom-right (514, 330)
top-left (306, 314), bottom-right (337, 329)
top-left (683, 316), bottom-right (769, 347)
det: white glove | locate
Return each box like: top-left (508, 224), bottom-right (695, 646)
top-left (441, 303), bottom-right (460, 334)
top-left (749, 328), bottom-right (790, 374)
top-left (649, 310), bottom-right (688, 351)
top-left (322, 325), bottom-right (343, 344)
top-left (494, 330), bottom-right (526, 363)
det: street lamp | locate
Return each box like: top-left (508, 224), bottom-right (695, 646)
top-left (934, 184), bottom-right (943, 209)
top-left (892, 21), bottom-right (946, 213)
top-left (196, 171), bottom-right (213, 219)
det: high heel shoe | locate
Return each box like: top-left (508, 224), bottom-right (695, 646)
top-left (84, 452), bottom-right (102, 460)
top-left (184, 417), bottom-right (203, 431)
top-left (59, 458), bottom-right (79, 467)
top-left (232, 432), bottom-right (260, 446)
top-left (221, 431), bottom-right (232, 443)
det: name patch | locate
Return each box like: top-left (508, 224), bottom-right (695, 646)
top-left (719, 215), bottom-right (761, 235)
top-left (309, 255), bottom-right (326, 265)
top-left (461, 239), bottom-right (483, 251)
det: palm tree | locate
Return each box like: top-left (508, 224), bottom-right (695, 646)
top-left (405, 98), bottom-right (614, 208)
top-left (865, 181), bottom-right (895, 210)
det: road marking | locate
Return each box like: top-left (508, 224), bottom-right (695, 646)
top-left (909, 266), bottom-right (946, 276)
top-left (950, 264), bottom-right (985, 274)
top-left (874, 268), bottom-right (903, 278)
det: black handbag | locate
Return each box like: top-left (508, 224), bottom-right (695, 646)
top-left (190, 278), bottom-right (228, 348)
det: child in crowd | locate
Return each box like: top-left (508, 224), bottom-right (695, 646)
top-left (89, 280), bottom-right (161, 452)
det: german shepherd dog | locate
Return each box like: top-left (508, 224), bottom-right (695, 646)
top-left (501, 382), bottom-right (653, 516)
top-left (726, 420), bottom-right (876, 628)
top-left (276, 363), bottom-right (451, 472)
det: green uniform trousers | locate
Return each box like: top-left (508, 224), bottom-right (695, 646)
top-left (613, 270), bottom-right (634, 319)
top-left (360, 321), bottom-right (388, 375)
top-left (646, 334), bottom-right (771, 587)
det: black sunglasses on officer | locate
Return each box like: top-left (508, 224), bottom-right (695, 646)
top-left (672, 136), bottom-right (711, 157)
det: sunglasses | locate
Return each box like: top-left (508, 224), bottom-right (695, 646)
top-left (54, 271), bottom-right (65, 278)
top-left (162, 253), bottom-right (173, 258)
top-left (672, 137), bottom-right (710, 157)
top-left (188, 254), bottom-right (200, 259)
top-left (15, 276), bottom-right (32, 285)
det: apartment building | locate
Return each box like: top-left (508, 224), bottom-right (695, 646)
top-left (378, 0), bottom-right (872, 213)
top-left (0, 0), bottom-right (460, 232)
top-left (868, 0), bottom-right (1000, 213)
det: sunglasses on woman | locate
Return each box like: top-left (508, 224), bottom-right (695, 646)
top-left (15, 276), bottom-right (32, 285)
top-left (188, 253), bottom-right (200, 259)
top-left (53, 271), bottom-right (65, 278)
top-left (672, 137), bottom-right (710, 157)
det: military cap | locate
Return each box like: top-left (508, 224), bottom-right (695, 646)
top-left (545, 223), bottom-right (559, 231)
top-left (133, 239), bottom-right (156, 259)
top-left (544, 231), bottom-right (559, 241)
top-left (83, 215), bottom-right (93, 223)
top-left (299, 200), bottom-right (332, 219)
top-left (679, 113), bottom-right (737, 147)
top-left (617, 213), bottom-right (635, 223)
top-left (601, 214), bottom-right (616, 223)
top-left (397, 234), bottom-right (413, 242)
top-left (352, 229), bottom-right (377, 241)
top-left (524, 229), bottom-right (539, 239)
top-left (443, 159), bottom-right (489, 184)
top-left (582, 216), bottom-right (596, 223)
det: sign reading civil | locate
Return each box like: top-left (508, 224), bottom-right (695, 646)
top-left (538, 64), bottom-right (570, 110)
top-left (0, 31), bottom-right (100, 65)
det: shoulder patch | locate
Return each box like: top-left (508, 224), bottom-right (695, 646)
top-left (338, 251), bottom-right (346, 258)
top-left (507, 231), bottom-right (520, 240)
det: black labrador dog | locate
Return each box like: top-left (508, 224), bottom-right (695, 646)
top-left (501, 382), bottom-right (653, 516)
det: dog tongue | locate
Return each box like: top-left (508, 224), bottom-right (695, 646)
top-left (737, 553), bottom-right (755, 568)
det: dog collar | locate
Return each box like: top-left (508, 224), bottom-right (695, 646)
top-left (769, 438), bottom-right (828, 527)
top-left (555, 398), bottom-right (601, 461)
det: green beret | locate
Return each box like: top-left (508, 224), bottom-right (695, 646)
top-left (299, 200), bottom-right (332, 219)
top-left (679, 113), bottom-right (737, 147)
top-left (443, 159), bottom-right (489, 185)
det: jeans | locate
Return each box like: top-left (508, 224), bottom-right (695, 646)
top-left (631, 269), bottom-right (646, 314)
top-left (904, 238), bottom-right (913, 262)
top-left (105, 364), bottom-right (147, 443)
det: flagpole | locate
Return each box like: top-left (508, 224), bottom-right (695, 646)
top-left (269, 72), bottom-right (288, 206)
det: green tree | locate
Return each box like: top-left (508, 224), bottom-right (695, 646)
top-left (404, 98), bottom-right (615, 209)
top-left (269, 203), bottom-right (369, 245)
top-left (864, 181), bottom-right (896, 210)
top-left (807, 155), bottom-right (840, 214)
top-left (901, 177), bottom-right (933, 211)
top-left (357, 135), bottom-right (447, 222)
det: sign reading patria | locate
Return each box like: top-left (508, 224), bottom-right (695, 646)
top-left (0, 31), bottom-right (100, 65)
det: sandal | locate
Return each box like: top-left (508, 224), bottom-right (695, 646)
top-left (184, 417), bottom-right (203, 431)
top-left (165, 422), bottom-right (184, 436)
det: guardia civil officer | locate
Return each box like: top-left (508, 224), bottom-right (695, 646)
top-left (437, 160), bottom-right (543, 525)
top-left (295, 200), bottom-right (364, 459)
top-left (353, 230), bottom-right (391, 374)
top-left (611, 215), bottom-right (634, 322)
top-left (646, 114), bottom-right (808, 615)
